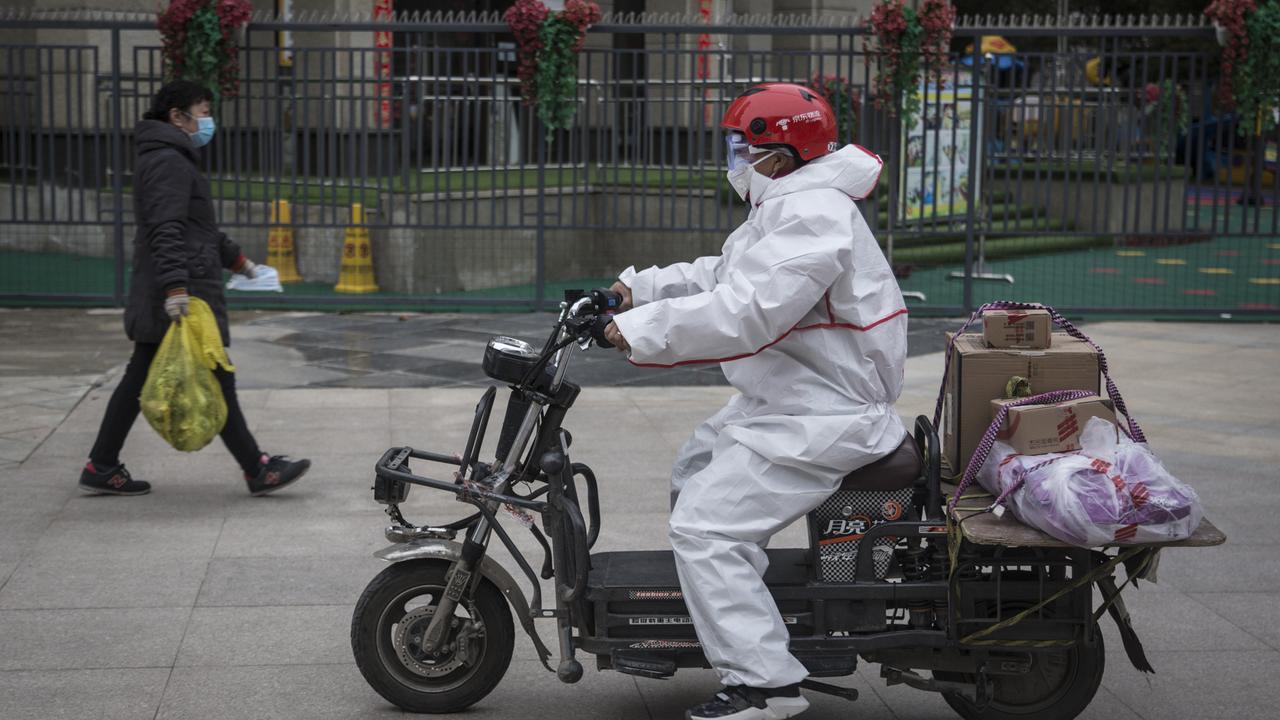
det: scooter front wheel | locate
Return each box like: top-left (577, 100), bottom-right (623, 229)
top-left (351, 559), bottom-right (515, 713)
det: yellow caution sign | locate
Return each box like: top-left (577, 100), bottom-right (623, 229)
top-left (335, 203), bottom-right (379, 294)
top-left (267, 199), bottom-right (302, 284)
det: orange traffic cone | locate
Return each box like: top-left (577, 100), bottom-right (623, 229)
top-left (334, 203), bottom-right (379, 294)
top-left (267, 199), bottom-right (302, 283)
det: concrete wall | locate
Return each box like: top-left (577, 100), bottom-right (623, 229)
top-left (375, 187), bottom-right (729, 294)
top-left (1040, 176), bottom-right (1187, 237)
top-left (0, 180), bottom-right (732, 295)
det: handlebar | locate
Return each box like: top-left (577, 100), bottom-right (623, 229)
top-left (589, 315), bottom-right (615, 349)
top-left (561, 288), bottom-right (625, 350)
top-left (587, 289), bottom-right (623, 349)
top-left (589, 288), bottom-right (625, 313)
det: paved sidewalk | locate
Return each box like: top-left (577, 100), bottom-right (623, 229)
top-left (0, 313), bottom-right (1276, 719)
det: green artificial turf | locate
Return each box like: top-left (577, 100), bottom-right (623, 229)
top-left (895, 235), bottom-right (1280, 313)
top-left (0, 251), bottom-right (118, 296)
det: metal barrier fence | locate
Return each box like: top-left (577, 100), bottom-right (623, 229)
top-left (1, 10), bottom-right (1277, 316)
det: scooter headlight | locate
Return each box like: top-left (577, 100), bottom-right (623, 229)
top-left (483, 336), bottom-right (541, 384)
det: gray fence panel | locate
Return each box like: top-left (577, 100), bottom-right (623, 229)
top-left (1, 12), bottom-right (1276, 315)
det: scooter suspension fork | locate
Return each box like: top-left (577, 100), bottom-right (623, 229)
top-left (420, 519), bottom-right (493, 654)
top-left (422, 396), bottom-right (543, 654)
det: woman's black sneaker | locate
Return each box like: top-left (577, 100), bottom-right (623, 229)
top-left (78, 462), bottom-right (151, 496)
top-left (246, 455), bottom-right (311, 496)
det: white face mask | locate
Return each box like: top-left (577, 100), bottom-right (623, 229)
top-left (726, 151), bottom-right (776, 201)
top-left (749, 166), bottom-right (775, 203)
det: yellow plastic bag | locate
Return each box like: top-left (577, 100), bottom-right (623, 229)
top-left (140, 297), bottom-right (235, 451)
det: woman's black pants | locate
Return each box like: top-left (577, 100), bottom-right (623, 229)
top-left (88, 342), bottom-right (262, 476)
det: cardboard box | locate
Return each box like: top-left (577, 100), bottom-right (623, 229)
top-left (942, 332), bottom-right (1100, 476)
top-left (990, 396), bottom-right (1116, 455)
top-left (983, 309), bottom-right (1052, 349)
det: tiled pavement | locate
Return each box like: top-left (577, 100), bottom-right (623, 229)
top-left (0, 308), bottom-right (954, 468)
top-left (0, 310), bottom-right (1276, 719)
top-left (230, 310), bottom-right (959, 390)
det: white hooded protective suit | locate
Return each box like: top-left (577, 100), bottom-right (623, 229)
top-left (611, 144), bottom-right (908, 689)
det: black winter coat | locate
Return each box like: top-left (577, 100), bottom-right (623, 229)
top-left (124, 120), bottom-right (242, 346)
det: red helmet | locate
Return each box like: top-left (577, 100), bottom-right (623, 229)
top-left (721, 83), bottom-right (839, 162)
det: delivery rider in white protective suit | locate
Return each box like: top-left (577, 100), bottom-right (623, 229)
top-left (601, 83), bottom-right (909, 720)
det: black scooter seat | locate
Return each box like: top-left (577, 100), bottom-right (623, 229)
top-left (840, 434), bottom-right (922, 491)
top-left (589, 548), bottom-right (812, 590)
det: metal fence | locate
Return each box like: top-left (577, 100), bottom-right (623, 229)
top-left (1, 10), bottom-right (1277, 316)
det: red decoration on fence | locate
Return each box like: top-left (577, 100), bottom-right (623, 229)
top-left (374, 0), bottom-right (394, 128)
top-left (505, 0), bottom-right (552, 107)
top-left (865, 0), bottom-right (954, 125)
top-left (696, 0), bottom-right (713, 80)
top-left (504, 0), bottom-right (601, 135)
top-left (1204, 0), bottom-right (1256, 111)
top-left (157, 0), bottom-right (253, 100)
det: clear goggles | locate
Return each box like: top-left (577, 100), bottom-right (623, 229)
top-left (725, 132), bottom-right (773, 171)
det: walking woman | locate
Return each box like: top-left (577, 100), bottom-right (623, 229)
top-left (78, 80), bottom-right (310, 496)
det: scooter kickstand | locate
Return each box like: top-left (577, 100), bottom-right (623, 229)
top-left (799, 679), bottom-right (858, 702)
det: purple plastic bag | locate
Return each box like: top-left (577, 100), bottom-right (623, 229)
top-left (978, 417), bottom-right (1203, 547)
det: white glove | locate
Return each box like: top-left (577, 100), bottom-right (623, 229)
top-left (164, 290), bottom-right (190, 321)
top-left (240, 259), bottom-right (258, 279)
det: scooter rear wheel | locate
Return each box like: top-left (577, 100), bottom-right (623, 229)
top-left (351, 559), bottom-right (514, 713)
top-left (936, 628), bottom-right (1104, 720)
top-left (935, 576), bottom-right (1105, 720)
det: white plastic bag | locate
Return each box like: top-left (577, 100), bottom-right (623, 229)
top-left (978, 417), bottom-right (1203, 547)
top-left (226, 264), bottom-right (284, 292)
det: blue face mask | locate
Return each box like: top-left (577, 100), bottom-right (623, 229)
top-left (188, 116), bottom-right (216, 148)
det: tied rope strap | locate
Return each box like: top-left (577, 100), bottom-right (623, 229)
top-left (931, 301), bottom-right (1147, 447)
top-left (949, 389), bottom-right (1098, 513)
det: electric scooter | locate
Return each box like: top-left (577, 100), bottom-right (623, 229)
top-left (350, 289), bottom-right (1224, 719)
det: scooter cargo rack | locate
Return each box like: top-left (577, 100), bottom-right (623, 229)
top-left (949, 504), bottom-right (1228, 549)
top-left (949, 544), bottom-right (1096, 648)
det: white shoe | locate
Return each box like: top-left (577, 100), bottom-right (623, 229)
top-left (685, 685), bottom-right (810, 720)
